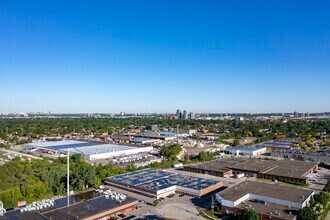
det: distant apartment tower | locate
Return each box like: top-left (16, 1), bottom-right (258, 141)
top-left (189, 112), bottom-right (195, 120)
top-left (294, 111), bottom-right (299, 118)
top-left (120, 112), bottom-right (126, 116)
top-left (176, 109), bottom-right (193, 120)
top-left (235, 116), bottom-right (245, 121)
top-left (183, 110), bottom-right (188, 120)
top-left (176, 109), bottom-right (182, 119)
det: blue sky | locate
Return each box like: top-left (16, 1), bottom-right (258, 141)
top-left (1, 0), bottom-right (329, 113)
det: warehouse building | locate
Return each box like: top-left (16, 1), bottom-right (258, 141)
top-left (224, 146), bottom-right (267, 156)
top-left (216, 181), bottom-right (314, 220)
top-left (132, 131), bottom-right (177, 140)
top-left (258, 141), bottom-right (293, 151)
top-left (105, 169), bottom-right (223, 199)
top-left (183, 158), bottom-right (318, 184)
top-left (25, 140), bottom-right (153, 160)
top-left (2, 192), bottom-right (138, 220)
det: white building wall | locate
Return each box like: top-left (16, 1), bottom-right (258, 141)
top-left (221, 199), bottom-right (235, 207)
top-left (156, 186), bottom-right (176, 199)
top-left (233, 194), bottom-right (250, 206)
top-left (221, 192), bottom-right (313, 209)
top-left (88, 146), bottom-right (153, 160)
top-left (225, 148), bottom-right (267, 157)
top-left (249, 194), bottom-right (303, 208)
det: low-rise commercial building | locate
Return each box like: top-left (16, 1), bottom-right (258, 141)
top-left (132, 131), bottom-right (177, 140)
top-left (258, 141), bottom-right (294, 151)
top-left (224, 146), bottom-right (267, 156)
top-left (216, 181), bottom-right (314, 220)
top-left (2, 192), bottom-right (138, 220)
top-left (105, 169), bottom-right (223, 199)
top-left (183, 158), bottom-right (318, 184)
top-left (25, 140), bottom-right (153, 160)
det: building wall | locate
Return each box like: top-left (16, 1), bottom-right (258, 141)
top-left (222, 192), bottom-right (312, 209)
top-left (224, 148), bottom-right (267, 157)
top-left (257, 173), bottom-right (308, 184)
top-left (175, 185), bottom-right (200, 197)
top-left (183, 166), bottom-right (232, 177)
top-left (84, 201), bottom-right (138, 220)
top-left (249, 194), bottom-right (304, 209)
top-left (221, 206), bottom-right (292, 220)
top-left (88, 146), bottom-right (153, 160)
top-left (156, 186), bottom-right (177, 199)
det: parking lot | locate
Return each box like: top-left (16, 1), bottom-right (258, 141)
top-left (106, 168), bottom-right (246, 220)
top-left (306, 167), bottom-right (330, 192)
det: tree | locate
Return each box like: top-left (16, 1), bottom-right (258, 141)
top-left (183, 154), bottom-right (190, 163)
top-left (314, 192), bottom-right (330, 206)
top-left (298, 207), bottom-right (317, 220)
top-left (323, 180), bottom-right (330, 193)
top-left (160, 144), bottom-right (182, 160)
top-left (153, 199), bottom-right (159, 206)
top-left (239, 208), bottom-right (260, 220)
top-left (233, 139), bottom-right (240, 146)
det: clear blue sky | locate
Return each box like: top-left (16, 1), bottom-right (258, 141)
top-left (1, 0), bottom-right (329, 113)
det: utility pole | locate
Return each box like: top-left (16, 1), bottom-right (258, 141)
top-left (211, 195), bottom-right (215, 216)
top-left (67, 148), bottom-right (70, 212)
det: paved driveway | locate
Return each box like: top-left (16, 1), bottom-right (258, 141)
top-left (157, 203), bottom-right (206, 220)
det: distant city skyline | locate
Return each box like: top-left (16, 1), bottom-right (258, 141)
top-left (1, 1), bottom-right (330, 113)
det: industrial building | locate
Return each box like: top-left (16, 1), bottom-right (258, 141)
top-left (105, 169), bottom-right (223, 199)
top-left (132, 131), bottom-right (177, 140)
top-left (25, 140), bottom-right (153, 160)
top-left (270, 150), bottom-right (330, 163)
top-left (130, 137), bottom-right (160, 144)
top-left (224, 146), bottom-right (267, 156)
top-left (183, 158), bottom-right (318, 184)
top-left (1, 191), bottom-right (138, 220)
top-left (216, 181), bottom-right (314, 220)
top-left (258, 141), bottom-right (293, 151)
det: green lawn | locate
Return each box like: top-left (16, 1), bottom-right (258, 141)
top-left (198, 208), bottom-right (222, 220)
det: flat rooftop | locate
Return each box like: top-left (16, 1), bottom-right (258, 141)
top-left (184, 158), bottom-right (318, 179)
top-left (229, 159), bottom-right (278, 173)
top-left (26, 140), bottom-right (101, 150)
top-left (110, 169), bottom-right (174, 186)
top-left (26, 140), bottom-right (151, 156)
top-left (261, 160), bottom-right (318, 179)
top-left (236, 200), bottom-right (299, 220)
top-left (41, 196), bottom-right (137, 220)
top-left (1, 191), bottom-right (138, 220)
top-left (184, 157), bottom-right (246, 173)
top-left (218, 180), bottom-right (313, 204)
top-left (108, 169), bottom-right (220, 192)
top-left (225, 147), bottom-right (265, 152)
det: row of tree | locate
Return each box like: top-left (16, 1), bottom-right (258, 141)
top-left (298, 192), bottom-right (330, 219)
top-left (1, 118), bottom-right (329, 142)
top-left (0, 155), bottom-right (127, 209)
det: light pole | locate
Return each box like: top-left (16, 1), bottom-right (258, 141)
top-left (67, 149), bottom-right (70, 213)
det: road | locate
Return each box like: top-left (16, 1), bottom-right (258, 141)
top-left (0, 148), bottom-right (43, 160)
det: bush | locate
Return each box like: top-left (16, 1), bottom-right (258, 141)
top-left (239, 208), bottom-right (260, 220)
top-left (298, 207), bottom-right (317, 220)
